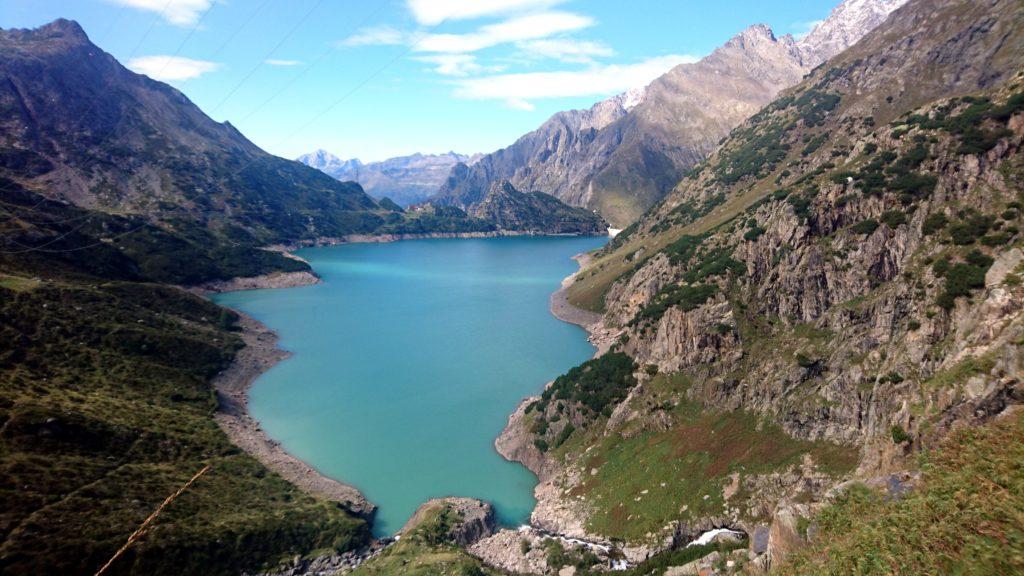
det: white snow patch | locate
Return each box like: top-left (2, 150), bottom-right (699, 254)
top-left (686, 528), bottom-right (744, 547)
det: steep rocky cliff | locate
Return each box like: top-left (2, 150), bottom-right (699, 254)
top-left (434, 0), bottom-right (908, 228)
top-left (500, 0), bottom-right (1024, 568)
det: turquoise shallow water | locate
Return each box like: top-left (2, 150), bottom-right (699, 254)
top-left (213, 236), bottom-right (607, 535)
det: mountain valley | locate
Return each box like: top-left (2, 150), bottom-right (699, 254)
top-left (1, 0), bottom-right (1023, 574)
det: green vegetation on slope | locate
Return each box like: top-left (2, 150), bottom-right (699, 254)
top-left (534, 352), bottom-right (638, 418)
top-left (556, 373), bottom-right (857, 543)
top-left (0, 278), bottom-right (368, 575)
top-left (779, 410), bottom-right (1024, 575)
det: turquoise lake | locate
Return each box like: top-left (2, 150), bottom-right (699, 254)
top-left (213, 236), bottom-right (607, 535)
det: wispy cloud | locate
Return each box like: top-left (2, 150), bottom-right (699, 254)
top-left (339, 24), bottom-right (408, 47)
top-left (452, 54), bottom-right (697, 110)
top-left (406, 0), bottom-right (565, 26)
top-left (414, 54), bottom-right (507, 77)
top-left (792, 19), bottom-right (824, 40)
top-left (265, 59), bottom-right (304, 67)
top-left (127, 55), bottom-right (220, 81)
top-left (415, 11), bottom-right (594, 54)
top-left (516, 38), bottom-right (614, 63)
top-left (107, 0), bottom-right (212, 27)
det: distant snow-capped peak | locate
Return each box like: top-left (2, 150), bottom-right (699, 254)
top-left (611, 86), bottom-right (648, 112)
top-left (798, 0), bottom-right (908, 64)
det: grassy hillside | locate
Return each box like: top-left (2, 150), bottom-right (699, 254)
top-left (0, 275), bottom-right (369, 575)
top-left (779, 410), bottom-right (1024, 575)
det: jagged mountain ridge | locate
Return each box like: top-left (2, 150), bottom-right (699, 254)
top-left (491, 0), bottom-right (1024, 569)
top-left (433, 0), bottom-right (908, 228)
top-left (298, 149), bottom-right (481, 207)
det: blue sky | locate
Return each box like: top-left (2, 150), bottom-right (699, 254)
top-left (2, 0), bottom-right (838, 161)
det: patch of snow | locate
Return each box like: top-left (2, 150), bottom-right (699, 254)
top-left (686, 528), bottom-right (744, 547)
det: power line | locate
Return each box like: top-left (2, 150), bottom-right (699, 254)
top-left (237, 0), bottom-right (394, 125)
top-left (206, 0), bottom-right (275, 61)
top-left (207, 0), bottom-right (328, 115)
top-left (2, 9), bottom-right (450, 256)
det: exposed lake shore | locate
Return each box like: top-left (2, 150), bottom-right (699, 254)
top-left (548, 252), bottom-right (620, 355)
top-left (210, 311), bottom-right (376, 518)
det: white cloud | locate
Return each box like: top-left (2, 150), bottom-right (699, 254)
top-left (406, 0), bottom-right (565, 25)
top-left (340, 25), bottom-right (408, 47)
top-left (414, 54), bottom-right (508, 77)
top-left (517, 38), bottom-right (614, 63)
top-left (414, 54), bottom-right (483, 76)
top-left (107, 0), bottom-right (212, 26)
top-left (265, 59), bottom-right (303, 66)
top-left (127, 55), bottom-right (220, 81)
top-left (792, 20), bottom-right (824, 40)
top-left (416, 11), bottom-right (593, 54)
top-left (452, 54), bottom-right (697, 109)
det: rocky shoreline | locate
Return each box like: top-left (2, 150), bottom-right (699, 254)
top-left (548, 253), bottom-right (622, 355)
top-left (193, 270), bottom-right (322, 294)
top-left (270, 229), bottom-right (604, 252)
top-left (211, 312), bottom-right (375, 517)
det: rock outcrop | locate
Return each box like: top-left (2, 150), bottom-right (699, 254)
top-left (399, 498), bottom-right (497, 548)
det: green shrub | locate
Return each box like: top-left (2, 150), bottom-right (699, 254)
top-left (633, 283), bottom-right (718, 325)
top-left (546, 540), bottom-right (568, 568)
top-left (744, 226), bottom-right (767, 242)
top-left (538, 352), bottom-right (638, 418)
top-left (881, 210), bottom-right (907, 228)
top-left (788, 193), bottom-right (814, 221)
top-left (554, 424), bottom-right (576, 448)
top-left (795, 353), bottom-right (819, 368)
top-left (922, 212), bottom-right (948, 235)
top-left (981, 233), bottom-right (1011, 246)
top-left (938, 255), bottom-right (992, 309)
top-left (851, 219), bottom-right (879, 235)
top-left (890, 425), bottom-right (912, 444)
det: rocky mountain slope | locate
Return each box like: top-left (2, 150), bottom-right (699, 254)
top-left (466, 180), bottom-right (606, 235)
top-left (434, 0), bottom-right (907, 228)
top-left (298, 149), bottom-right (480, 207)
top-left (496, 0), bottom-right (1024, 570)
top-left (0, 20), bottom-right (388, 243)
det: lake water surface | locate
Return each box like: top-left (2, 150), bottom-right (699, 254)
top-left (213, 236), bottom-right (607, 535)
